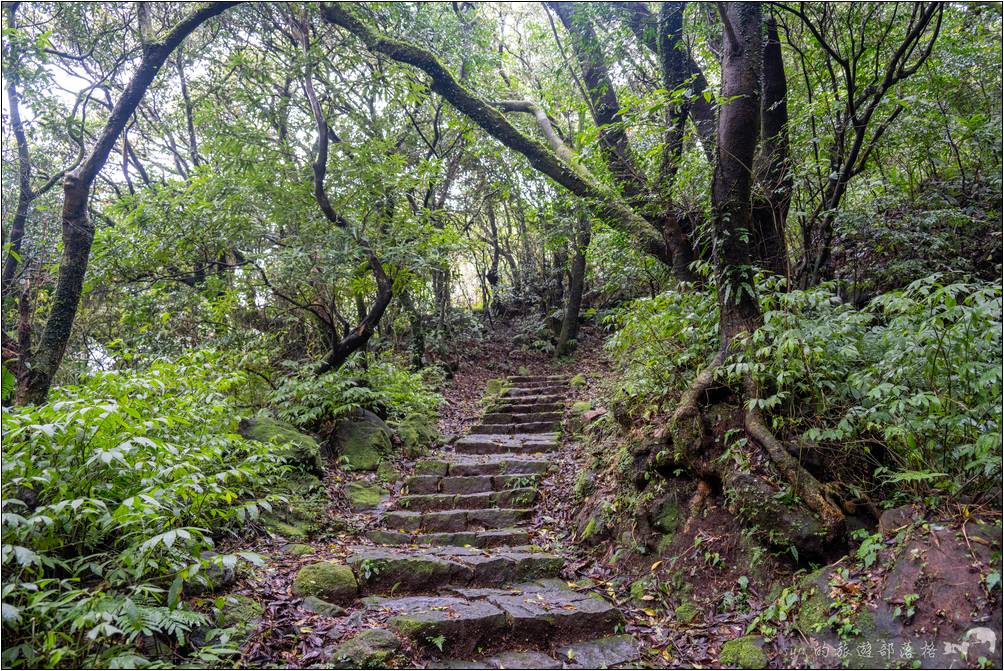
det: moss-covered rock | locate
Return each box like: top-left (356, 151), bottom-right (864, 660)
top-left (346, 481), bottom-right (388, 511)
top-left (330, 409), bottom-right (392, 471)
top-left (720, 636), bottom-right (766, 669)
top-left (282, 543), bottom-right (315, 556)
top-left (485, 378), bottom-right (509, 396)
top-left (652, 494), bottom-right (680, 535)
top-left (261, 494), bottom-right (324, 540)
top-left (674, 601), bottom-right (700, 624)
top-left (332, 628), bottom-right (401, 668)
top-left (569, 373), bottom-right (587, 388)
top-left (239, 415), bottom-right (324, 476)
top-left (394, 413), bottom-right (438, 457)
top-left (291, 561), bottom-right (358, 604)
top-left (794, 569), bottom-right (829, 634)
top-left (301, 595), bottom-right (346, 617)
top-left (218, 594), bottom-right (264, 640)
top-left (376, 461), bottom-right (401, 483)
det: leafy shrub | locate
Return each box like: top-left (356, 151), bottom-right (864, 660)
top-left (1, 352), bottom-right (285, 668)
top-left (604, 272), bottom-right (1002, 500)
top-left (731, 274), bottom-right (1002, 499)
top-left (603, 275), bottom-right (718, 415)
top-left (271, 353), bottom-right (442, 431)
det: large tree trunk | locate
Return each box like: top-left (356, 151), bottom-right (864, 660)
top-left (21, 2), bottom-right (238, 405)
top-left (556, 212), bottom-right (591, 356)
top-left (750, 16), bottom-right (791, 278)
top-left (712, 3), bottom-right (764, 352)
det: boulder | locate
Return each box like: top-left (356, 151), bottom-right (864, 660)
top-left (330, 409), bottom-right (392, 471)
top-left (331, 628), bottom-right (401, 668)
top-left (291, 561), bottom-right (358, 604)
top-left (239, 415), bottom-right (324, 476)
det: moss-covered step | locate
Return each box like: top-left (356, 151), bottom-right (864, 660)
top-left (493, 402), bottom-right (564, 414)
top-left (346, 546), bottom-right (562, 593)
top-left (453, 434), bottom-right (559, 455)
top-left (405, 474), bottom-right (541, 495)
top-left (434, 634), bottom-right (639, 670)
top-left (469, 421), bottom-right (561, 435)
top-left (373, 595), bottom-right (508, 657)
top-left (381, 508), bottom-right (535, 532)
top-left (369, 581), bottom-right (621, 656)
top-left (414, 456), bottom-right (551, 477)
top-left (397, 488), bottom-right (538, 512)
top-left (502, 387), bottom-right (567, 399)
top-left (507, 375), bottom-right (568, 385)
top-left (365, 527), bottom-right (531, 549)
top-left (494, 393), bottom-right (565, 406)
top-left (482, 411), bottom-right (563, 425)
top-left (557, 635), bottom-right (641, 669)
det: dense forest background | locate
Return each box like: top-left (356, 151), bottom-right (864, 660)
top-left (1, 2), bottom-right (1001, 668)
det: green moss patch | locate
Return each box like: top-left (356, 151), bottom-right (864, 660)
top-left (720, 636), bottom-right (767, 669)
top-left (291, 561), bottom-right (358, 604)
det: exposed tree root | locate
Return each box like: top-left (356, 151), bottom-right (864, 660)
top-left (667, 353), bottom-right (847, 550)
top-left (670, 352), bottom-right (725, 426)
top-left (682, 479), bottom-right (713, 535)
top-left (743, 380), bottom-right (846, 543)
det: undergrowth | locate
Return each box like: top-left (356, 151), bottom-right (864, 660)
top-left (1, 352), bottom-right (285, 668)
top-left (604, 273), bottom-right (1002, 502)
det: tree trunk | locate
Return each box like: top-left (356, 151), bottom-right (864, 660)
top-left (556, 212), bottom-right (591, 356)
top-left (400, 290), bottom-right (426, 370)
top-left (316, 253), bottom-right (392, 375)
top-left (750, 16), bottom-right (791, 278)
top-left (21, 2), bottom-right (238, 405)
top-left (712, 3), bottom-right (764, 353)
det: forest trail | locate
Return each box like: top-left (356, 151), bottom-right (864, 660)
top-left (344, 373), bottom-right (641, 668)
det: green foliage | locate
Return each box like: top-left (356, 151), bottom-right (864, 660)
top-left (603, 275), bottom-right (718, 415)
top-left (606, 273), bottom-right (1001, 501)
top-left (271, 354), bottom-right (442, 430)
top-left (730, 275), bottom-right (1002, 498)
top-left (0, 353), bottom-right (283, 668)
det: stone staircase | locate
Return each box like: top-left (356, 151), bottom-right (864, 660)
top-left (346, 374), bottom-right (640, 668)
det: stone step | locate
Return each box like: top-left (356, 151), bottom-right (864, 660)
top-left (346, 547), bottom-right (562, 594)
top-left (366, 527), bottom-right (531, 549)
top-left (454, 434), bottom-right (559, 456)
top-left (428, 635), bottom-right (640, 669)
top-left (405, 473), bottom-right (541, 495)
top-left (470, 421), bottom-right (559, 435)
top-left (493, 393), bottom-right (565, 406)
top-left (507, 375), bottom-right (567, 384)
top-left (366, 580), bottom-right (622, 657)
top-left (503, 387), bottom-right (567, 398)
top-left (415, 456), bottom-right (551, 477)
top-left (505, 380), bottom-right (568, 390)
top-left (382, 508), bottom-right (534, 532)
top-left (495, 402), bottom-right (563, 414)
top-left (482, 411), bottom-right (562, 425)
top-left (398, 487), bottom-right (538, 511)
